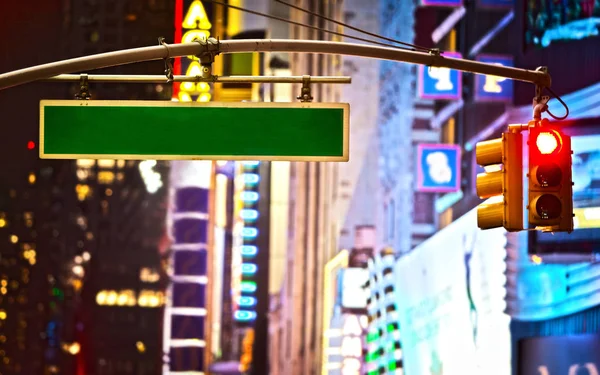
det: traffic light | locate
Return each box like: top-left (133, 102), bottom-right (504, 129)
top-left (475, 129), bottom-right (523, 231)
top-left (527, 122), bottom-right (573, 232)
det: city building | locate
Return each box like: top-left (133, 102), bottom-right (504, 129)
top-left (63, 1), bottom-right (174, 374)
top-left (271, 0), bottom-right (346, 373)
top-left (1, 1), bottom-right (175, 374)
top-left (368, 1), bottom-right (600, 374)
top-left (365, 249), bottom-right (401, 375)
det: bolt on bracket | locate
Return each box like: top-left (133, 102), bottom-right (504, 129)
top-left (75, 74), bottom-right (91, 100)
top-left (195, 37), bottom-right (221, 79)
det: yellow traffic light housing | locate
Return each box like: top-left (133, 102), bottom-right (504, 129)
top-left (527, 121), bottom-right (573, 232)
top-left (475, 128), bottom-right (523, 231)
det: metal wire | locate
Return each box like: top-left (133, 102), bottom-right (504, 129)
top-left (274, 0), bottom-right (431, 52)
top-left (204, 0), bottom-right (413, 50)
top-left (545, 86), bottom-right (570, 121)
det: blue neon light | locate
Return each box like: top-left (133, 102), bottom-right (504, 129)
top-left (241, 227), bottom-right (258, 238)
top-left (240, 281), bottom-right (257, 293)
top-left (234, 310), bottom-right (257, 321)
top-left (243, 173), bottom-right (260, 185)
top-left (240, 245), bottom-right (258, 256)
top-left (241, 263), bottom-right (258, 275)
top-left (240, 209), bottom-right (259, 221)
top-left (241, 191), bottom-right (259, 202)
top-left (242, 161), bottom-right (260, 167)
top-left (237, 296), bottom-right (257, 307)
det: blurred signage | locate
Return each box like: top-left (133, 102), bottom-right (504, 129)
top-left (477, 0), bottom-right (513, 9)
top-left (416, 144), bottom-right (461, 193)
top-left (341, 268), bottom-right (370, 310)
top-left (394, 207), bottom-right (510, 374)
top-left (418, 52), bottom-right (462, 100)
top-left (474, 55), bottom-right (514, 102)
top-left (419, 0), bottom-right (463, 7)
top-left (240, 329), bottom-right (255, 372)
top-left (232, 162), bottom-right (261, 323)
top-left (173, 0), bottom-right (212, 102)
top-left (518, 334), bottom-right (600, 375)
top-left (340, 315), bottom-right (367, 375)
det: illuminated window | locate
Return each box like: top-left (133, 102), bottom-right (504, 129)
top-left (116, 160), bottom-right (125, 168)
top-left (77, 168), bottom-right (89, 181)
top-left (77, 159), bottom-right (96, 168)
top-left (75, 184), bottom-right (92, 201)
top-left (139, 268), bottom-right (160, 283)
top-left (97, 171), bottom-right (115, 184)
top-left (98, 159), bottom-right (115, 169)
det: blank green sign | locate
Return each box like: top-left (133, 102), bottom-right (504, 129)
top-left (40, 100), bottom-right (349, 161)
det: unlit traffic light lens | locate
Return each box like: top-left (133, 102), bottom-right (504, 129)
top-left (536, 131), bottom-right (561, 155)
top-left (535, 194), bottom-right (562, 220)
top-left (535, 163), bottom-right (562, 187)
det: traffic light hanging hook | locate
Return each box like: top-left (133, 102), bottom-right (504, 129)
top-left (159, 37), bottom-right (174, 83)
top-left (297, 75), bottom-right (313, 102)
top-left (532, 66), bottom-right (569, 122)
top-left (75, 74), bottom-right (91, 100)
top-left (532, 67), bottom-right (550, 121)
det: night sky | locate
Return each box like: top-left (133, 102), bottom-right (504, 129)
top-left (0, 1), bottom-right (68, 186)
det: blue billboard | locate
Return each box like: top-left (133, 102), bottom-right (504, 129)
top-left (418, 52), bottom-right (463, 100)
top-left (474, 54), bottom-right (514, 102)
top-left (416, 144), bottom-right (461, 193)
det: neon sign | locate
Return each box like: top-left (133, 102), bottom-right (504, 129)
top-left (474, 54), bottom-right (514, 102)
top-left (173, 0), bottom-right (212, 102)
top-left (418, 52), bottom-right (462, 100)
top-left (232, 162), bottom-right (261, 322)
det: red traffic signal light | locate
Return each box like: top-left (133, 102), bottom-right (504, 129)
top-left (534, 130), bottom-right (562, 155)
top-left (527, 122), bottom-right (573, 232)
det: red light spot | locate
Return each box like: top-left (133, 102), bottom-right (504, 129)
top-left (27, 141), bottom-right (35, 150)
top-left (536, 131), bottom-right (561, 155)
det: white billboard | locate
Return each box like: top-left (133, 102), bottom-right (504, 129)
top-left (394, 207), bottom-right (510, 375)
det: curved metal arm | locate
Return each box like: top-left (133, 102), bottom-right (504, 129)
top-left (0, 39), bottom-right (551, 90)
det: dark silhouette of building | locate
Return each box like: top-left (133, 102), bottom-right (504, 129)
top-left (0, 1), bottom-right (175, 374)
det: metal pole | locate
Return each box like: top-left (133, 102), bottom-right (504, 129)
top-left (45, 74), bottom-right (352, 84)
top-left (0, 39), bottom-right (551, 90)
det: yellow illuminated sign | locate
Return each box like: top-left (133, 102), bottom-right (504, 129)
top-left (240, 328), bottom-right (255, 372)
top-left (182, 0), bottom-right (212, 29)
top-left (483, 63), bottom-right (506, 94)
top-left (179, 0), bottom-right (212, 102)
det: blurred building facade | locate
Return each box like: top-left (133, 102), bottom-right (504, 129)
top-left (65, 1), bottom-right (174, 374)
top-left (0, 1), bottom-right (173, 375)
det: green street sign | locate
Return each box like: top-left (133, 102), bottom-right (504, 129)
top-left (40, 100), bottom-right (349, 161)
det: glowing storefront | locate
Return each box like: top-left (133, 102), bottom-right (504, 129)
top-left (163, 1), bottom-right (216, 373)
